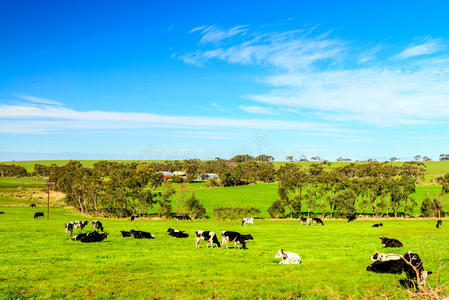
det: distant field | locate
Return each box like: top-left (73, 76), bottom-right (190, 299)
top-left (3, 160), bottom-right (449, 182)
top-left (1, 206), bottom-right (447, 299)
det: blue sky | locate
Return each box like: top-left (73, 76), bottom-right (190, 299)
top-left (1, 0), bottom-right (449, 161)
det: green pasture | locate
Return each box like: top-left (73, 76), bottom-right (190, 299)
top-left (1, 206), bottom-right (448, 299)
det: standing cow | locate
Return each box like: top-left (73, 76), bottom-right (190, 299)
top-left (195, 230), bottom-right (220, 248)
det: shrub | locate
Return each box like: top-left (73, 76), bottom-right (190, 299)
top-left (214, 206), bottom-right (260, 220)
top-left (205, 178), bottom-right (221, 187)
top-left (268, 200), bottom-right (285, 218)
top-left (421, 197), bottom-right (437, 217)
top-left (185, 193), bottom-right (206, 219)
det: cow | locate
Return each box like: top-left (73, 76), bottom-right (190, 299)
top-left (71, 233), bottom-right (88, 241)
top-left (367, 251), bottom-right (431, 286)
top-left (300, 217), bottom-right (308, 225)
top-left (80, 231), bottom-right (109, 243)
top-left (34, 212), bottom-right (44, 219)
top-left (130, 215), bottom-right (135, 221)
top-left (380, 237), bottom-right (403, 248)
top-left (195, 230), bottom-right (220, 248)
top-left (130, 230), bottom-right (155, 239)
top-left (30, 204), bottom-right (36, 208)
top-left (221, 231), bottom-right (253, 250)
top-left (65, 222), bottom-right (75, 235)
top-left (347, 214), bottom-right (357, 222)
top-left (73, 221), bottom-right (89, 232)
top-left (167, 228), bottom-right (189, 238)
top-left (312, 217), bottom-right (324, 225)
top-left (371, 223), bottom-right (383, 227)
top-left (92, 220), bottom-right (104, 232)
top-left (436, 220), bottom-right (442, 228)
top-left (120, 230), bottom-right (132, 237)
top-left (275, 249), bottom-right (301, 264)
top-left (175, 215), bottom-right (192, 221)
top-left (0, 211), bottom-right (4, 215)
top-left (241, 217), bottom-right (254, 226)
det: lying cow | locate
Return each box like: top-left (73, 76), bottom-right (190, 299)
top-left (167, 228), bottom-right (189, 238)
top-left (241, 217), bottom-right (254, 226)
top-left (130, 230), bottom-right (155, 239)
top-left (34, 212), bottom-right (44, 219)
top-left (367, 251), bottom-right (431, 286)
top-left (71, 233), bottom-right (88, 241)
top-left (121, 230), bottom-right (132, 237)
top-left (221, 231), bottom-right (253, 250)
top-left (0, 211), bottom-right (4, 215)
top-left (436, 220), bottom-right (442, 228)
top-left (30, 204), bottom-right (36, 208)
top-left (175, 215), bottom-right (192, 221)
top-left (92, 220), bottom-right (104, 232)
top-left (380, 237), bottom-right (403, 248)
top-left (81, 231), bottom-right (108, 243)
top-left (372, 223), bottom-right (383, 227)
top-left (347, 214), bottom-right (357, 222)
top-left (275, 249), bottom-right (301, 264)
top-left (195, 230), bottom-right (220, 248)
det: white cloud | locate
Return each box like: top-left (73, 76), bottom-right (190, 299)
top-left (239, 105), bottom-right (277, 115)
top-left (190, 25), bottom-right (248, 44)
top-left (16, 95), bottom-right (62, 106)
top-left (396, 39), bottom-right (444, 59)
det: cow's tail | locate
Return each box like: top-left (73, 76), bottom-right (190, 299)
top-left (213, 234), bottom-right (221, 247)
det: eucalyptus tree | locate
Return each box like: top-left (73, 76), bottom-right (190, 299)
top-left (276, 163), bottom-right (309, 218)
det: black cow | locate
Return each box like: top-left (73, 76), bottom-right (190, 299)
top-left (372, 223), bottom-right (383, 227)
top-left (312, 217), bottom-right (324, 225)
top-left (436, 220), bottom-right (442, 228)
top-left (120, 230), bottom-right (132, 237)
top-left (34, 212), bottom-right (44, 219)
top-left (71, 233), bottom-right (88, 241)
top-left (30, 204), bottom-right (36, 208)
top-left (300, 217), bottom-right (308, 225)
top-left (0, 211), bottom-right (4, 215)
top-left (80, 231), bottom-right (109, 243)
top-left (347, 215), bottom-right (357, 222)
top-left (92, 220), bottom-right (104, 232)
top-left (195, 230), bottom-right (220, 248)
top-left (167, 228), bottom-right (189, 238)
top-left (380, 237), bottom-right (403, 248)
top-left (130, 215), bottom-right (135, 221)
top-left (175, 215), bottom-right (192, 221)
top-left (130, 230), bottom-right (155, 239)
top-left (221, 231), bottom-right (253, 250)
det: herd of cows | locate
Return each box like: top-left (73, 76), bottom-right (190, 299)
top-left (0, 205), bottom-right (442, 290)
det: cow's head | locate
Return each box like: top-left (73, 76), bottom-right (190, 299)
top-left (275, 249), bottom-right (287, 259)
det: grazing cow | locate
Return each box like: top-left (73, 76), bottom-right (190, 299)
top-left (221, 231), bottom-right (253, 250)
top-left (195, 230), bottom-right (220, 248)
top-left (130, 230), bottom-right (155, 239)
top-left (436, 220), bottom-right (442, 228)
top-left (167, 228), bottom-right (189, 238)
top-left (65, 222), bottom-right (75, 235)
top-left (300, 217), bottom-right (308, 225)
top-left (120, 230), bottom-right (132, 237)
top-left (371, 223), bottom-right (383, 227)
top-left (347, 215), bottom-right (357, 222)
top-left (34, 212), bottom-right (44, 219)
top-left (367, 251), bottom-right (431, 286)
top-left (130, 215), bottom-right (135, 221)
top-left (0, 211), bottom-right (4, 215)
top-left (275, 249), bottom-right (301, 264)
top-left (175, 215), bottom-right (192, 221)
top-left (92, 220), bottom-right (104, 232)
top-left (73, 221), bottom-right (89, 232)
top-left (380, 237), bottom-right (403, 248)
top-left (241, 217), bottom-right (254, 226)
top-left (80, 231), bottom-right (109, 243)
top-left (30, 204), bottom-right (36, 208)
top-left (71, 233), bottom-right (88, 241)
top-left (312, 217), bottom-right (324, 225)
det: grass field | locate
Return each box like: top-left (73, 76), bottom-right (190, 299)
top-left (1, 206), bottom-right (448, 299)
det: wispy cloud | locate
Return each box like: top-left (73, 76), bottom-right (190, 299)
top-left (239, 105), bottom-right (277, 115)
top-left (190, 25), bottom-right (249, 44)
top-left (396, 38), bottom-right (444, 59)
top-left (16, 95), bottom-right (62, 106)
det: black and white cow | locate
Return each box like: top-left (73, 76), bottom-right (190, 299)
top-left (436, 220), bottom-right (442, 228)
top-left (92, 220), bottom-right (104, 232)
top-left (312, 217), bottom-right (324, 225)
top-left (80, 231), bottom-right (109, 243)
top-left (65, 222), bottom-right (75, 235)
top-left (275, 249), bottom-right (301, 264)
top-left (175, 215), bottom-right (192, 221)
top-left (371, 223), bottom-right (383, 227)
top-left (73, 221), bottom-right (89, 231)
top-left (300, 217), bottom-right (308, 225)
top-left (120, 230), bottom-right (132, 237)
top-left (71, 233), bottom-right (88, 241)
top-left (195, 230), bottom-right (220, 248)
top-left (30, 204), bottom-right (36, 208)
top-left (0, 211), bottom-right (4, 215)
top-left (367, 251), bottom-right (431, 286)
top-left (221, 231), bottom-right (253, 250)
top-left (167, 228), bottom-right (189, 238)
top-left (347, 214), bottom-right (357, 222)
top-left (34, 212), bottom-right (44, 219)
top-left (241, 217), bottom-right (254, 226)
top-left (130, 230), bottom-right (155, 239)
top-left (380, 237), bottom-right (403, 248)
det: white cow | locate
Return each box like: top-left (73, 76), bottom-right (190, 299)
top-left (241, 217), bottom-right (254, 226)
top-left (275, 249), bottom-right (301, 264)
